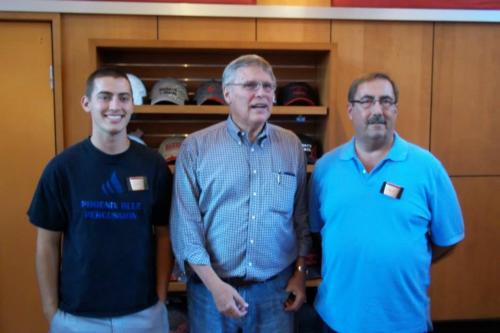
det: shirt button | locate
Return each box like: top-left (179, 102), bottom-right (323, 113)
top-left (253, 192), bottom-right (257, 196)
top-left (250, 239), bottom-right (254, 244)
top-left (250, 148), bottom-right (255, 152)
top-left (251, 215), bottom-right (256, 220)
top-left (248, 262), bottom-right (252, 267)
top-left (253, 170), bottom-right (257, 174)
top-left (362, 169), bottom-right (367, 174)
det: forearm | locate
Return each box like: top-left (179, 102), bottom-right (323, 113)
top-left (155, 226), bottom-right (173, 302)
top-left (35, 228), bottom-right (61, 322)
top-left (432, 243), bottom-right (456, 263)
top-left (189, 264), bottom-right (224, 292)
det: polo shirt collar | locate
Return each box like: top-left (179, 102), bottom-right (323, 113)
top-left (340, 132), bottom-right (408, 162)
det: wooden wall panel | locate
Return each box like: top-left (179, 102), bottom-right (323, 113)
top-left (430, 177), bottom-right (500, 320)
top-left (159, 17), bottom-right (255, 42)
top-left (329, 21), bottom-right (433, 151)
top-left (431, 23), bottom-right (500, 176)
top-left (257, 19), bottom-right (330, 43)
top-left (61, 14), bottom-right (157, 147)
top-left (257, 0), bottom-right (330, 5)
top-left (0, 20), bottom-right (55, 333)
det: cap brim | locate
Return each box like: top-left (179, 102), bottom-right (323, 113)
top-left (283, 97), bottom-right (315, 106)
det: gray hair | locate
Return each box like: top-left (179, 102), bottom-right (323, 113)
top-left (347, 72), bottom-right (399, 103)
top-left (222, 54), bottom-right (276, 88)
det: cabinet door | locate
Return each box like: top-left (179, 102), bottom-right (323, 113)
top-left (432, 23), bottom-right (500, 176)
top-left (62, 14), bottom-right (157, 147)
top-left (0, 20), bottom-right (55, 333)
top-left (430, 177), bottom-right (500, 320)
top-left (330, 21), bottom-right (433, 150)
top-left (159, 17), bottom-right (255, 42)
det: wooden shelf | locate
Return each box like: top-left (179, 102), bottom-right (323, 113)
top-left (168, 278), bottom-right (322, 293)
top-left (135, 105), bottom-right (327, 116)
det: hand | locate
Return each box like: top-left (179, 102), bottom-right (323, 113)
top-left (210, 281), bottom-right (249, 318)
top-left (284, 270), bottom-right (306, 311)
top-left (43, 303), bottom-right (57, 323)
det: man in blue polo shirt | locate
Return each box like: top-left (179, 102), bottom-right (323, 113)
top-left (309, 72), bottom-right (464, 333)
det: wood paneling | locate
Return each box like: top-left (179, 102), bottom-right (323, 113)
top-left (257, 19), bottom-right (330, 43)
top-left (0, 20), bottom-right (55, 333)
top-left (257, 0), bottom-right (330, 5)
top-left (159, 17), bottom-right (255, 42)
top-left (61, 14), bottom-right (157, 146)
top-left (431, 23), bottom-right (500, 176)
top-left (430, 177), bottom-right (500, 320)
top-left (330, 21), bottom-right (433, 150)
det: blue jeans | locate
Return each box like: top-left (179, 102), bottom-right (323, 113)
top-left (187, 267), bottom-right (294, 333)
top-left (49, 301), bottom-right (169, 333)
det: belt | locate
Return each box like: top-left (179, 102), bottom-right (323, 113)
top-left (190, 273), bottom-right (279, 288)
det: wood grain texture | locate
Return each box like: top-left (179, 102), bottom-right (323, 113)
top-left (431, 23), bottom-right (500, 176)
top-left (0, 20), bottom-right (55, 333)
top-left (159, 17), bottom-right (255, 42)
top-left (330, 20), bottom-right (433, 151)
top-left (430, 177), bottom-right (500, 319)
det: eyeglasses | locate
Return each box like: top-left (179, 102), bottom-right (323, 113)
top-left (350, 96), bottom-right (396, 110)
top-left (227, 81), bottom-right (276, 92)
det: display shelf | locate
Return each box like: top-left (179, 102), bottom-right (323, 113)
top-left (134, 105), bottom-right (327, 116)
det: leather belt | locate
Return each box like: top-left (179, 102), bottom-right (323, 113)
top-left (190, 273), bottom-right (279, 287)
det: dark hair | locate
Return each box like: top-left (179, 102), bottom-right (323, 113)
top-left (85, 67), bottom-right (131, 97)
top-left (347, 72), bottom-right (399, 103)
top-left (222, 54), bottom-right (276, 88)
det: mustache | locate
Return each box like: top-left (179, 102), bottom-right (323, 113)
top-left (367, 114), bottom-right (386, 125)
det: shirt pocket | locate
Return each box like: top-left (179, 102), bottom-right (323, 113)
top-left (267, 170), bottom-right (297, 215)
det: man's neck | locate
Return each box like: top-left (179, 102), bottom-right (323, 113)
top-left (90, 132), bottom-right (130, 155)
top-left (354, 135), bottom-right (394, 172)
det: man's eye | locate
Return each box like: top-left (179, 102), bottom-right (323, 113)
top-left (262, 82), bottom-right (274, 90)
top-left (98, 95), bottom-right (111, 101)
top-left (360, 99), bottom-right (374, 105)
top-left (120, 95), bottom-right (131, 102)
top-left (380, 98), bottom-right (394, 105)
top-left (243, 81), bottom-right (259, 90)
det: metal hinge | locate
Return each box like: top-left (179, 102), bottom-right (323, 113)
top-left (49, 64), bottom-right (54, 90)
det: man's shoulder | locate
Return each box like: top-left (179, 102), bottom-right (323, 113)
top-left (267, 123), bottom-right (300, 142)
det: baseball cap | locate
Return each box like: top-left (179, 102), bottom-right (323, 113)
top-left (158, 134), bottom-right (188, 164)
top-left (126, 73), bottom-right (147, 105)
top-left (150, 78), bottom-right (188, 105)
top-left (195, 79), bottom-right (225, 105)
top-left (279, 82), bottom-right (318, 106)
top-left (298, 133), bottom-right (322, 164)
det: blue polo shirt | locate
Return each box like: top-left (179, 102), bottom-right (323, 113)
top-left (309, 133), bottom-right (464, 333)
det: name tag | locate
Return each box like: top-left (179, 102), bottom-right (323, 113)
top-left (380, 181), bottom-right (403, 199)
top-left (127, 176), bottom-right (148, 191)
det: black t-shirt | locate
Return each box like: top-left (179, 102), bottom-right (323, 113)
top-left (28, 139), bottom-right (172, 317)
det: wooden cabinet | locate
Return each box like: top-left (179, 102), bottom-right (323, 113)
top-left (61, 14), bottom-right (158, 146)
top-left (90, 39), bottom-right (335, 151)
top-left (431, 23), bottom-right (500, 176)
top-left (331, 20), bottom-right (433, 150)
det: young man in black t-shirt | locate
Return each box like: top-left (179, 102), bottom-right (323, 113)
top-left (28, 68), bottom-right (172, 333)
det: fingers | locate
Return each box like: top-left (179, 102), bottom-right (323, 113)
top-left (284, 291), bottom-right (306, 312)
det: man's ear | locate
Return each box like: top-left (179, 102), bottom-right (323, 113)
top-left (347, 103), bottom-right (354, 120)
top-left (81, 96), bottom-right (91, 113)
top-left (223, 86), bottom-right (231, 104)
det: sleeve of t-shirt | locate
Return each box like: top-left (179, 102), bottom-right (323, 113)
top-left (27, 161), bottom-right (68, 231)
top-left (429, 160), bottom-right (465, 247)
top-left (309, 166), bottom-right (325, 233)
top-left (151, 156), bottom-right (172, 227)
